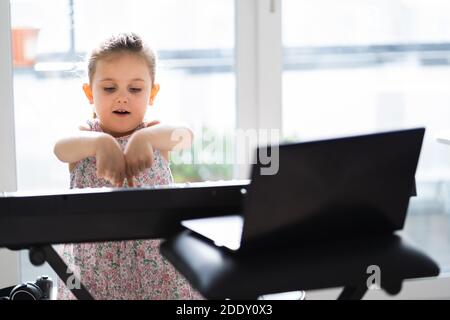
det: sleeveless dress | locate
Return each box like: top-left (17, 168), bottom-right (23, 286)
top-left (56, 119), bottom-right (202, 300)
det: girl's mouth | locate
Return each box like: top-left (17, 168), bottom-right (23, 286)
top-left (113, 110), bottom-right (131, 116)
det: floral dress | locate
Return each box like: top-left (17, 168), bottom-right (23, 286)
top-left (56, 119), bottom-right (201, 300)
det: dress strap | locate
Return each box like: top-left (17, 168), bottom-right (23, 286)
top-left (86, 119), bottom-right (102, 132)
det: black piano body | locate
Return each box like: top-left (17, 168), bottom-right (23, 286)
top-left (0, 180), bottom-right (249, 248)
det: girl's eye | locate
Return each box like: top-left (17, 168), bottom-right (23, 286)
top-left (129, 88), bottom-right (142, 93)
top-left (103, 87), bottom-right (116, 92)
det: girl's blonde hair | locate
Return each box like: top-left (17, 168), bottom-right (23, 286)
top-left (87, 33), bottom-right (157, 118)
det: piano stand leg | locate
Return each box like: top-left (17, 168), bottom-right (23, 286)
top-left (29, 245), bottom-right (94, 300)
top-left (337, 285), bottom-right (367, 300)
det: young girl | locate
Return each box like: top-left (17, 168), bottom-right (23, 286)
top-left (53, 33), bottom-right (200, 300)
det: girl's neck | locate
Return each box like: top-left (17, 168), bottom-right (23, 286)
top-left (98, 122), bottom-right (140, 138)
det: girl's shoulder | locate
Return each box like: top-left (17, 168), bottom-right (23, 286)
top-left (78, 124), bottom-right (91, 131)
top-left (142, 119), bottom-right (161, 128)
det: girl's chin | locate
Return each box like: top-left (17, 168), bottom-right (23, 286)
top-left (100, 122), bottom-right (141, 137)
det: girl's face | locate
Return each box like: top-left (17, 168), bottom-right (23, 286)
top-left (83, 53), bottom-right (158, 137)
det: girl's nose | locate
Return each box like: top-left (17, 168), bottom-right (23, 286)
top-left (116, 96), bottom-right (128, 104)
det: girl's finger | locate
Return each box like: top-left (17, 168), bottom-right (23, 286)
top-left (116, 175), bottom-right (124, 187)
top-left (129, 166), bottom-right (137, 177)
top-left (127, 174), bottom-right (135, 187)
top-left (139, 161), bottom-right (145, 172)
top-left (96, 170), bottom-right (104, 179)
top-left (126, 167), bottom-right (132, 181)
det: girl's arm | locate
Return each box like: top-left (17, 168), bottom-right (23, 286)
top-left (136, 123), bottom-right (194, 151)
top-left (54, 131), bottom-right (127, 186)
top-left (53, 131), bottom-right (111, 163)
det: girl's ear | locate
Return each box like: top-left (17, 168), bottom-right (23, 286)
top-left (149, 83), bottom-right (160, 105)
top-left (83, 83), bottom-right (94, 104)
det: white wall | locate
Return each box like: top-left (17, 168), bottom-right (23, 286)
top-left (0, 0), bottom-right (20, 288)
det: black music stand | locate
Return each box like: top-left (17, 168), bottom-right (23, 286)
top-left (160, 230), bottom-right (439, 300)
top-left (5, 245), bottom-right (94, 300)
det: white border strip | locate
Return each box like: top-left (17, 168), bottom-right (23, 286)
top-left (0, 0), bottom-right (20, 288)
top-left (0, 0), bottom-right (17, 191)
top-left (305, 274), bottom-right (450, 300)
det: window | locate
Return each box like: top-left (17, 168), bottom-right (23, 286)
top-left (282, 0), bottom-right (450, 271)
top-left (11, 0), bottom-right (235, 190)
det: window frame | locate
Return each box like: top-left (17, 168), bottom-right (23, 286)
top-left (0, 0), bottom-right (20, 288)
top-left (235, 0), bottom-right (282, 179)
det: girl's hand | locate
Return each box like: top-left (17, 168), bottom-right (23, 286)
top-left (95, 134), bottom-right (127, 187)
top-left (124, 130), bottom-right (154, 187)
